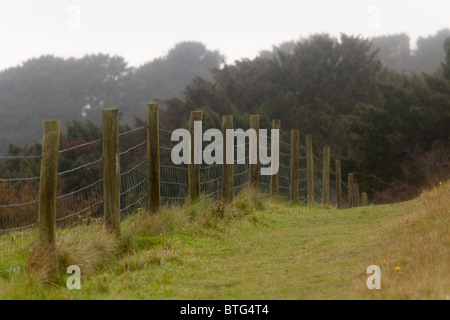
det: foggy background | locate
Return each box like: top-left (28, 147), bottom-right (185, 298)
top-left (1, 0), bottom-right (449, 70)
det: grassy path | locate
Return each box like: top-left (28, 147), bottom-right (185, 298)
top-left (0, 184), bottom-right (448, 299)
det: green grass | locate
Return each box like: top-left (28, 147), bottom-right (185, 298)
top-left (0, 184), bottom-right (448, 300)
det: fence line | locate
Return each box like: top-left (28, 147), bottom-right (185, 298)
top-left (0, 106), bottom-right (364, 274)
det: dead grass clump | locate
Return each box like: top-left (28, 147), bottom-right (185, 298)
top-left (56, 224), bottom-right (121, 276)
top-left (229, 186), bottom-right (267, 217)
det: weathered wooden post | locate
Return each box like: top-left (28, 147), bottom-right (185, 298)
top-left (249, 115), bottom-right (259, 187)
top-left (306, 134), bottom-right (314, 205)
top-left (362, 192), bottom-right (368, 206)
top-left (222, 115), bottom-right (234, 203)
top-left (335, 160), bottom-right (342, 209)
top-left (147, 103), bottom-right (160, 212)
top-left (290, 130), bottom-right (299, 203)
top-left (354, 183), bottom-right (360, 207)
top-left (322, 145), bottom-right (330, 205)
top-left (102, 108), bottom-right (121, 236)
top-left (270, 119), bottom-right (281, 196)
top-left (348, 173), bottom-right (354, 208)
top-left (31, 120), bottom-right (60, 278)
top-left (188, 111), bottom-right (202, 201)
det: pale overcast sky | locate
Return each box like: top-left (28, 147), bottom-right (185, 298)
top-left (0, 0), bottom-right (449, 71)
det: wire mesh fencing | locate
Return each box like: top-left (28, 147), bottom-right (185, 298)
top-left (119, 125), bottom-right (148, 220)
top-left (0, 154), bottom-right (41, 274)
top-left (159, 128), bottom-right (189, 204)
top-left (1, 120), bottom-right (352, 274)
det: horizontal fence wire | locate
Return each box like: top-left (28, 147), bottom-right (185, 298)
top-left (0, 154), bottom-right (41, 274)
top-left (119, 126), bottom-right (148, 219)
top-left (56, 134), bottom-right (104, 243)
top-left (201, 162), bottom-right (222, 199)
top-left (1, 123), bottom-right (351, 274)
top-left (159, 128), bottom-right (189, 204)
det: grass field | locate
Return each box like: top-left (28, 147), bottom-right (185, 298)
top-left (0, 182), bottom-right (448, 300)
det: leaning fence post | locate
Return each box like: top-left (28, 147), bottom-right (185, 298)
top-left (322, 145), bottom-right (330, 205)
top-left (31, 120), bottom-right (60, 278)
top-left (290, 130), bottom-right (299, 203)
top-left (102, 108), bottom-right (121, 236)
top-left (362, 192), bottom-right (368, 206)
top-left (222, 115), bottom-right (234, 203)
top-left (147, 103), bottom-right (160, 212)
top-left (306, 134), bottom-right (314, 205)
top-left (270, 119), bottom-right (281, 196)
top-left (249, 115), bottom-right (259, 187)
top-left (348, 173), bottom-right (354, 208)
top-left (335, 160), bottom-right (342, 209)
top-left (188, 111), bottom-right (202, 201)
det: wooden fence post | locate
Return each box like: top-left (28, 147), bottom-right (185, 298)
top-left (102, 109), bottom-right (121, 236)
top-left (354, 183), bottom-right (360, 207)
top-left (306, 134), bottom-right (314, 205)
top-left (188, 111), bottom-right (202, 201)
top-left (147, 103), bottom-right (160, 212)
top-left (362, 192), bottom-right (368, 206)
top-left (270, 119), bottom-right (281, 196)
top-left (335, 160), bottom-right (342, 209)
top-left (348, 173), bottom-right (354, 208)
top-left (249, 115), bottom-right (259, 187)
top-left (322, 145), bottom-right (330, 205)
top-left (32, 120), bottom-right (60, 277)
top-left (290, 130), bottom-right (299, 203)
top-left (222, 115), bottom-right (234, 203)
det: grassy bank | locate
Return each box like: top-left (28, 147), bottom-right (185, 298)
top-left (0, 182), bottom-right (448, 300)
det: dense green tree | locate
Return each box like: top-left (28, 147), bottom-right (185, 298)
top-left (163, 34), bottom-right (384, 159)
top-left (346, 39), bottom-right (450, 200)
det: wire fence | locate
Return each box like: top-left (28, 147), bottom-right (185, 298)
top-left (0, 153), bottom-right (40, 274)
top-left (0, 123), bottom-right (350, 274)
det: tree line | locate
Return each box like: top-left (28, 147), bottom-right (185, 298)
top-left (1, 30), bottom-right (449, 202)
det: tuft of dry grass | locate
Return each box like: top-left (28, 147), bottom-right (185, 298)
top-left (56, 224), bottom-right (121, 276)
top-left (27, 242), bottom-right (59, 283)
top-left (228, 186), bottom-right (267, 217)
